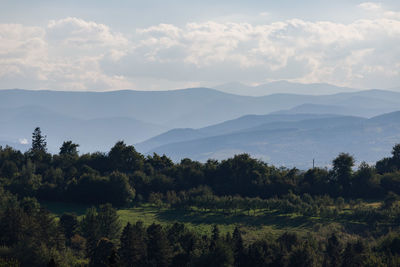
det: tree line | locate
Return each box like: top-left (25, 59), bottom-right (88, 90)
top-left (1, 127), bottom-right (400, 208)
top-left (1, 188), bottom-right (400, 266)
top-left (1, 127), bottom-right (400, 266)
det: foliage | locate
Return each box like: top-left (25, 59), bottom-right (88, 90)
top-left (1, 129), bottom-right (400, 266)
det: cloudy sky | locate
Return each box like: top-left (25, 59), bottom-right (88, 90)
top-left (0, 0), bottom-right (399, 91)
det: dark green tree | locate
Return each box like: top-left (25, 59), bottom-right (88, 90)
top-left (232, 227), bottom-right (245, 267)
top-left (90, 238), bottom-right (116, 267)
top-left (325, 233), bottom-right (342, 267)
top-left (0, 160), bottom-right (18, 178)
top-left (59, 141), bottom-right (79, 156)
top-left (97, 204), bottom-right (121, 241)
top-left (119, 221), bottom-right (147, 267)
top-left (383, 192), bottom-right (399, 210)
top-left (81, 207), bottom-right (100, 257)
top-left (288, 242), bottom-right (317, 267)
top-left (332, 153), bottom-right (355, 195)
top-left (208, 241), bottom-right (234, 267)
top-left (392, 144), bottom-right (400, 161)
top-left (108, 171), bottom-right (135, 206)
top-left (31, 127), bottom-right (47, 153)
top-left (59, 213), bottom-right (78, 241)
top-left (108, 141), bottom-right (144, 173)
top-left (341, 240), bottom-right (368, 267)
top-left (146, 223), bottom-right (172, 267)
top-left (210, 224), bottom-right (221, 250)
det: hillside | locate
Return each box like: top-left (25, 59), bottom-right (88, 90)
top-left (143, 111), bottom-right (400, 168)
top-left (2, 88), bottom-right (400, 155)
top-left (215, 81), bottom-right (359, 96)
top-left (136, 113), bottom-right (338, 152)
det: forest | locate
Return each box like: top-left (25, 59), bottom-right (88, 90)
top-left (1, 127), bottom-right (400, 266)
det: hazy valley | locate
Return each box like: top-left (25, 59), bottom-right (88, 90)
top-left (1, 85), bottom-right (400, 168)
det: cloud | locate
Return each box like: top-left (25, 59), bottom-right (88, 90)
top-left (358, 2), bottom-right (382, 11)
top-left (132, 17), bottom-right (400, 88)
top-left (358, 2), bottom-right (400, 20)
top-left (0, 12), bottom-right (400, 91)
top-left (47, 17), bottom-right (129, 50)
top-left (0, 18), bottom-right (133, 91)
top-left (19, 138), bottom-right (28, 145)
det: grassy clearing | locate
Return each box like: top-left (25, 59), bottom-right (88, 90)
top-left (42, 201), bottom-right (378, 243)
top-left (117, 205), bottom-right (325, 242)
top-left (42, 201), bottom-right (316, 241)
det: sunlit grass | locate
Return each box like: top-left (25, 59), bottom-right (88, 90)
top-left (42, 201), bottom-right (384, 243)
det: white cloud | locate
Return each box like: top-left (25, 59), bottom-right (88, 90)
top-left (1, 12), bottom-right (400, 91)
top-left (47, 17), bottom-right (129, 48)
top-left (19, 138), bottom-right (28, 145)
top-left (133, 17), bottom-right (400, 88)
top-left (358, 2), bottom-right (400, 20)
top-left (358, 2), bottom-right (382, 11)
top-left (0, 18), bottom-right (134, 91)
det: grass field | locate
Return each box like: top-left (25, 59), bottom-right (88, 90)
top-left (42, 201), bottom-right (347, 243)
top-left (117, 205), bottom-right (331, 242)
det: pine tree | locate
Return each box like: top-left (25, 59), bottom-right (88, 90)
top-left (81, 207), bottom-right (100, 258)
top-left (147, 223), bottom-right (172, 267)
top-left (120, 222), bottom-right (147, 267)
top-left (31, 127), bottom-right (47, 153)
top-left (210, 224), bottom-right (220, 250)
top-left (233, 227), bottom-right (245, 267)
top-left (90, 238), bottom-right (116, 267)
top-left (97, 203), bottom-right (121, 241)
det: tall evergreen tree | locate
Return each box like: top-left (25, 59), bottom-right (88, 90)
top-left (97, 204), bottom-right (121, 241)
top-left (120, 222), bottom-right (147, 267)
top-left (90, 238), bottom-right (116, 267)
top-left (146, 223), bottom-right (172, 267)
top-left (232, 227), bottom-right (245, 267)
top-left (81, 207), bottom-right (100, 258)
top-left (31, 127), bottom-right (47, 153)
top-left (210, 224), bottom-right (220, 249)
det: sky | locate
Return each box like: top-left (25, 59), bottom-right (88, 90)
top-left (0, 0), bottom-right (399, 91)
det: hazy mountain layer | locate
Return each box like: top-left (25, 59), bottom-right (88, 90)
top-left (143, 112), bottom-right (400, 168)
top-left (2, 87), bottom-right (400, 157)
top-left (136, 114), bottom-right (338, 152)
top-left (215, 81), bottom-right (359, 96)
top-left (1, 88), bottom-right (400, 130)
top-left (0, 106), bottom-right (166, 153)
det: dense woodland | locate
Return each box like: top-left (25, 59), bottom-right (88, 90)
top-left (1, 127), bottom-right (400, 266)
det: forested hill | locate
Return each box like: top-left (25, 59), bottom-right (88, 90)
top-left (138, 111), bottom-right (400, 168)
top-left (2, 128), bottom-right (400, 207)
top-left (1, 128), bottom-right (400, 266)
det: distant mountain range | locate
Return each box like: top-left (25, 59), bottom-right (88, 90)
top-left (0, 106), bottom-right (166, 153)
top-left (135, 114), bottom-right (338, 152)
top-left (1, 86), bottom-right (400, 161)
top-left (137, 111), bottom-right (400, 168)
top-left (214, 81), bottom-right (360, 96)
